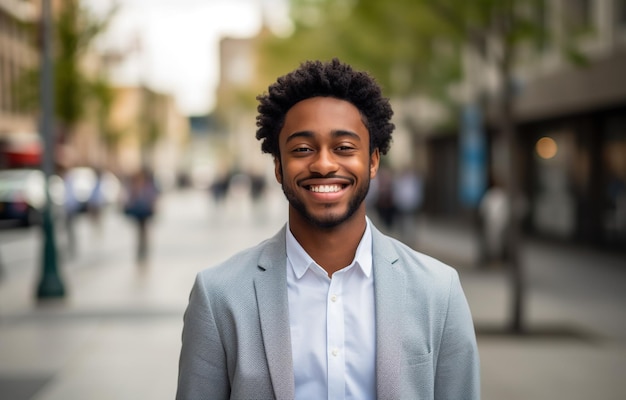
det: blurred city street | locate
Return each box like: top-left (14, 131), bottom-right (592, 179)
top-left (1, 186), bottom-right (625, 400)
top-left (2, 1), bottom-right (626, 399)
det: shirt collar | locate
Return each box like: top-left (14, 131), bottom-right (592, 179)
top-left (286, 218), bottom-right (373, 279)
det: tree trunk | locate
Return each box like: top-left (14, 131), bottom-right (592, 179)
top-left (499, 45), bottom-right (525, 334)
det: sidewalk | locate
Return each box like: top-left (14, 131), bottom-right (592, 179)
top-left (413, 217), bottom-right (626, 400)
top-left (0, 188), bottom-right (625, 399)
top-left (0, 188), bottom-right (288, 400)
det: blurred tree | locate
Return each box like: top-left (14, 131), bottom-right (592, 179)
top-left (15, 0), bottom-right (118, 149)
top-left (54, 0), bottom-right (117, 144)
top-left (416, 0), bottom-right (589, 335)
top-left (262, 0), bottom-right (590, 334)
top-left (260, 0), bottom-right (462, 104)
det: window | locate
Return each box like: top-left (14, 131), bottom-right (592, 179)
top-left (617, 0), bottom-right (626, 30)
top-left (602, 115), bottom-right (626, 245)
top-left (565, 0), bottom-right (593, 34)
top-left (531, 0), bottom-right (550, 52)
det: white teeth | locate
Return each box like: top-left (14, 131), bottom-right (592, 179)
top-left (310, 185), bottom-right (341, 193)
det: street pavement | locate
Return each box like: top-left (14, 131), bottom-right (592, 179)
top-left (0, 187), bottom-right (624, 400)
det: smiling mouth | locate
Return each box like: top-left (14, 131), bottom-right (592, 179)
top-left (307, 184), bottom-right (346, 193)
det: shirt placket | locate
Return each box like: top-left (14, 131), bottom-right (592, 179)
top-left (327, 271), bottom-right (345, 399)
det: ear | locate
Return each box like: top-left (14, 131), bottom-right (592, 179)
top-left (369, 149), bottom-right (380, 179)
top-left (274, 157), bottom-right (282, 184)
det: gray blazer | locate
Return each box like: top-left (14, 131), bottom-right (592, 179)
top-left (177, 224), bottom-right (480, 400)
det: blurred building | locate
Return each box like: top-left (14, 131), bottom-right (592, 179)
top-left (0, 0), bottom-right (39, 168)
top-left (213, 27), bottom-right (277, 182)
top-left (108, 85), bottom-right (189, 187)
top-left (0, 0), bottom-right (188, 185)
top-left (0, 0), bottom-right (116, 172)
top-left (423, 0), bottom-right (626, 251)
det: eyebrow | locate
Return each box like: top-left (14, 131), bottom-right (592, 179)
top-left (285, 129), bottom-right (361, 143)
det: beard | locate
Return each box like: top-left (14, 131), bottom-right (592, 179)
top-left (280, 174), bottom-right (370, 230)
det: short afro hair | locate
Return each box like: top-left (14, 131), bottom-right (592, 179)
top-left (256, 58), bottom-right (394, 157)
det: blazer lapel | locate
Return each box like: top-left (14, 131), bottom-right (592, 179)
top-left (372, 226), bottom-right (405, 400)
top-left (254, 226), bottom-right (295, 400)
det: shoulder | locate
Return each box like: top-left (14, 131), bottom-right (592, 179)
top-left (195, 227), bottom-right (286, 292)
top-left (198, 240), bottom-right (265, 282)
top-left (372, 227), bottom-right (460, 290)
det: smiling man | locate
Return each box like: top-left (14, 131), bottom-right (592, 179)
top-left (177, 59), bottom-right (480, 400)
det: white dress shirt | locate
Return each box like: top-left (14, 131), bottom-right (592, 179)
top-left (286, 220), bottom-right (376, 400)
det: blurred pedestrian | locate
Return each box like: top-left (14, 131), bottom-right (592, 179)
top-left (479, 177), bottom-right (509, 267)
top-left (62, 167), bottom-right (81, 258)
top-left (249, 171), bottom-right (268, 223)
top-left (209, 171), bottom-right (230, 206)
top-left (123, 167), bottom-right (159, 263)
top-left (249, 171), bottom-right (267, 203)
top-left (392, 165), bottom-right (423, 247)
top-left (177, 59), bottom-right (480, 400)
top-left (87, 167), bottom-right (106, 231)
top-left (371, 165), bottom-right (396, 231)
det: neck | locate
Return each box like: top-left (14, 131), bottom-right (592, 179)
top-left (289, 208), bottom-right (367, 276)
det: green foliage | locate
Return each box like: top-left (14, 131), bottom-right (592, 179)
top-left (13, 67), bottom-right (39, 112)
top-left (88, 74), bottom-right (122, 149)
top-left (264, 0), bottom-right (458, 95)
top-left (260, 0), bottom-right (467, 104)
top-left (261, 0), bottom-right (583, 101)
top-left (54, 0), bottom-right (117, 130)
top-left (13, 0), bottom-right (118, 137)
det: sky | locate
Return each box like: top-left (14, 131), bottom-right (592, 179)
top-left (85, 0), bottom-right (290, 116)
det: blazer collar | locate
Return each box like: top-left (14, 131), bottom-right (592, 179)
top-left (371, 224), bottom-right (404, 400)
top-left (254, 225), bottom-right (295, 400)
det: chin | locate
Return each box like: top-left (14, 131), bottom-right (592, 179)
top-left (302, 207), bottom-right (360, 230)
top-left (306, 216), bottom-right (347, 229)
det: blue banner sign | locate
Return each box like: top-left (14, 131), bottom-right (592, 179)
top-left (459, 103), bottom-right (487, 207)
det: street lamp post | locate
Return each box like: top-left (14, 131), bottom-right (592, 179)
top-left (37, 0), bottom-right (65, 299)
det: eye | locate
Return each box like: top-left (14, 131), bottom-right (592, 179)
top-left (335, 144), bottom-right (356, 152)
top-left (291, 146), bottom-right (313, 154)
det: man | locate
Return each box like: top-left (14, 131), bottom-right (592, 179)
top-left (177, 59), bottom-right (480, 400)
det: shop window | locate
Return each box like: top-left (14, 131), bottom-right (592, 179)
top-left (565, 0), bottom-right (594, 34)
top-left (618, 0), bottom-right (626, 27)
top-left (530, 0), bottom-right (550, 52)
top-left (531, 130), bottom-right (577, 238)
top-left (603, 117), bottom-right (626, 245)
top-left (616, 0), bottom-right (626, 43)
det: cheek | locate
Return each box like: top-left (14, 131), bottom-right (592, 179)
top-left (356, 157), bottom-right (374, 177)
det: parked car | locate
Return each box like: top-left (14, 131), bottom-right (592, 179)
top-left (0, 168), bottom-right (64, 226)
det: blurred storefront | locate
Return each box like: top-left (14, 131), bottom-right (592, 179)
top-left (510, 37), bottom-right (626, 251)
top-left (422, 0), bottom-right (626, 252)
top-left (518, 104), bottom-right (626, 251)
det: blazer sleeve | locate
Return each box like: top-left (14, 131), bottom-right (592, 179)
top-left (176, 273), bottom-right (230, 400)
top-left (434, 270), bottom-right (481, 400)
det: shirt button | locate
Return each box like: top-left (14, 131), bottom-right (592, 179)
top-left (331, 295), bottom-right (338, 302)
top-left (332, 348), bottom-right (339, 357)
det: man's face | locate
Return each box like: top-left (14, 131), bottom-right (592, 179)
top-left (275, 96), bottom-right (379, 229)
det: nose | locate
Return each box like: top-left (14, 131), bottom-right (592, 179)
top-left (310, 148), bottom-right (339, 176)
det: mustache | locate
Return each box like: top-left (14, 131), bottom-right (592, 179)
top-left (296, 173), bottom-right (355, 185)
